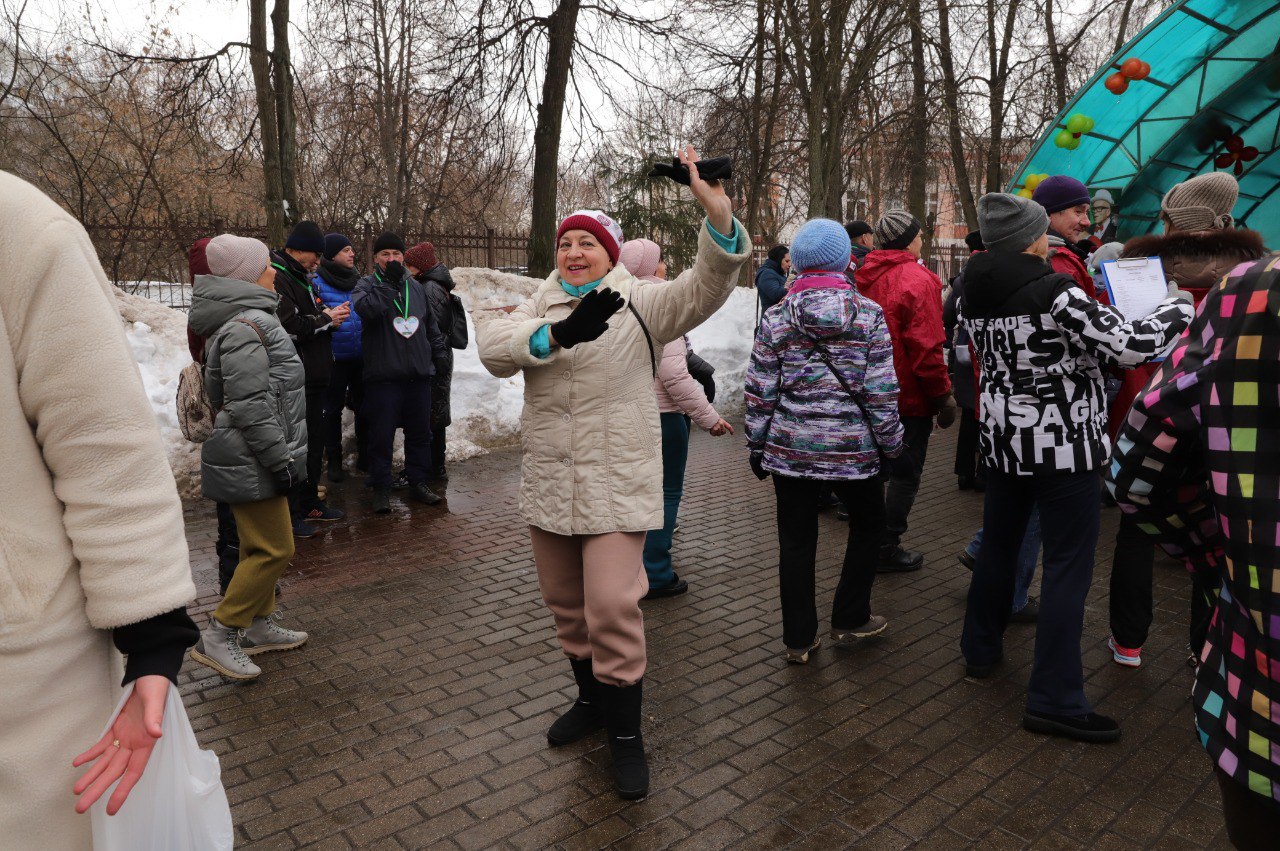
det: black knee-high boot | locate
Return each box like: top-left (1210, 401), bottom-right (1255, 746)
top-left (598, 679), bottom-right (649, 800)
top-left (547, 658), bottom-right (603, 746)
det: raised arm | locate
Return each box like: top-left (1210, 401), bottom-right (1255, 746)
top-left (1050, 283), bottom-right (1193, 367)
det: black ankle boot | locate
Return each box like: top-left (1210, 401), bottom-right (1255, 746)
top-left (546, 658), bottom-right (603, 746)
top-left (598, 679), bottom-right (649, 800)
top-left (326, 449), bottom-right (345, 482)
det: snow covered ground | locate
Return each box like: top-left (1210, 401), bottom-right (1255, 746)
top-left (116, 270), bottom-right (757, 495)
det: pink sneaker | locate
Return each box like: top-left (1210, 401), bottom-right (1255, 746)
top-left (1107, 636), bottom-right (1142, 668)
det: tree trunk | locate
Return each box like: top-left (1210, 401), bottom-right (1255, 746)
top-left (985, 0), bottom-right (1021, 193)
top-left (249, 0), bottom-right (286, 245)
top-left (905, 0), bottom-right (930, 256)
top-left (270, 0), bottom-right (297, 231)
top-left (1113, 0), bottom-right (1137, 55)
top-left (936, 0), bottom-right (977, 230)
top-left (527, 0), bottom-right (581, 277)
top-left (1045, 0), bottom-right (1068, 114)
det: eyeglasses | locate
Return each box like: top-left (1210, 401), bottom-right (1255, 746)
top-left (1091, 204), bottom-right (1112, 212)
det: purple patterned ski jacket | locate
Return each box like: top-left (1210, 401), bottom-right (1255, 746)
top-left (745, 279), bottom-right (904, 480)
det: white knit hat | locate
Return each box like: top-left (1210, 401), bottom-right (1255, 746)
top-left (206, 234), bottom-right (271, 284)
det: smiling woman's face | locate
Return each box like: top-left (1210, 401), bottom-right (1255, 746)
top-left (557, 230), bottom-right (613, 287)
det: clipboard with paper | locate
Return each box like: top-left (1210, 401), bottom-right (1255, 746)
top-left (1100, 257), bottom-right (1168, 321)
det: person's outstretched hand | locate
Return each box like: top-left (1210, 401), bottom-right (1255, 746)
top-left (749, 451), bottom-right (768, 480)
top-left (680, 145), bottom-right (733, 236)
top-left (709, 419), bottom-right (734, 437)
top-left (549, 287), bottom-right (625, 348)
top-left (73, 674), bottom-right (170, 815)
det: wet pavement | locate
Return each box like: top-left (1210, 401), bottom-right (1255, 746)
top-left (178, 424), bottom-right (1231, 849)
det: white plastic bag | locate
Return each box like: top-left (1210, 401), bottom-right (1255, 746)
top-left (90, 682), bottom-right (234, 851)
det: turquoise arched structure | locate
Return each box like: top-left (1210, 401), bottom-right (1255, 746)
top-left (1008, 0), bottom-right (1280, 247)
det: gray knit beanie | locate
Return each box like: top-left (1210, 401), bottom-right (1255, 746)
top-left (977, 193), bottom-right (1050, 254)
top-left (206, 234), bottom-right (271, 284)
top-left (1161, 172), bottom-right (1238, 232)
top-left (874, 210), bottom-right (921, 250)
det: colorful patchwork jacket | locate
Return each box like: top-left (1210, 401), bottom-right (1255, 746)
top-left (745, 275), bottom-right (903, 480)
top-left (1107, 253), bottom-right (1280, 807)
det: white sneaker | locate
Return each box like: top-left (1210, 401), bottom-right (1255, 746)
top-left (190, 618), bottom-right (261, 680)
top-left (240, 611), bottom-right (309, 655)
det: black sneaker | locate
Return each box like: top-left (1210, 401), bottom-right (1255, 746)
top-left (408, 483), bottom-right (443, 505)
top-left (391, 472), bottom-right (410, 490)
top-left (878, 546), bottom-right (924, 573)
top-left (292, 520), bottom-right (320, 539)
top-left (1011, 596), bottom-right (1040, 623)
top-left (642, 575), bottom-right (689, 600)
top-left (958, 550), bottom-right (976, 571)
top-left (1023, 709), bottom-right (1121, 743)
top-left (372, 488), bottom-right (391, 514)
top-left (965, 655), bottom-right (1002, 679)
top-left (303, 505), bottom-right (345, 523)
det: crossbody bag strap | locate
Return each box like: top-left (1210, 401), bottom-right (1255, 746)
top-left (807, 341), bottom-right (884, 456)
top-left (626, 301), bottom-right (657, 379)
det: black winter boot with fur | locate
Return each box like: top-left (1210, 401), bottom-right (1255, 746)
top-left (547, 658), bottom-right (603, 746)
top-left (599, 679), bottom-right (649, 800)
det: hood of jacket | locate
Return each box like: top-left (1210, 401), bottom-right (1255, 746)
top-left (784, 285), bottom-right (856, 340)
top-left (420, 262), bottom-right (456, 291)
top-left (189, 274), bottom-right (279, 337)
top-left (856, 249), bottom-right (919, 288)
top-left (760, 257), bottom-right (784, 276)
top-left (1121, 228), bottom-right (1267, 292)
top-left (960, 251), bottom-right (1061, 312)
top-left (316, 258), bottom-right (361, 292)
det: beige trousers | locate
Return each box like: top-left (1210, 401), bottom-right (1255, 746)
top-left (529, 526), bottom-right (648, 686)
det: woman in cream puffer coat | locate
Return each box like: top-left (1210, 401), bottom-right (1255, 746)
top-left (475, 149), bottom-right (747, 801)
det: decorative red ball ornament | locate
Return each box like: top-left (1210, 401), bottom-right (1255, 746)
top-left (1106, 73), bottom-right (1129, 95)
top-left (1121, 58), bottom-right (1144, 78)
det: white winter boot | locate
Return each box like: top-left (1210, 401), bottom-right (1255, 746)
top-left (190, 618), bottom-right (261, 680)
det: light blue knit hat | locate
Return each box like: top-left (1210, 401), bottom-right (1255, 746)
top-left (789, 218), bottom-right (852, 273)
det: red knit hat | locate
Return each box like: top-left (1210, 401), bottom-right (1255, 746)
top-left (556, 209), bottom-right (624, 263)
top-left (404, 241), bottom-right (438, 272)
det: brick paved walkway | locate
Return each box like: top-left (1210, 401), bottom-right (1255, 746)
top-left (178, 425), bottom-right (1231, 849)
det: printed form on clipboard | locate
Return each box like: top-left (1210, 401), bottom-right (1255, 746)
top-left (1100, 256), bottom-right (1177, 360)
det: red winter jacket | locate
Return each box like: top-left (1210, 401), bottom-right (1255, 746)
top-left (855, 250), bottom-right (951, 416)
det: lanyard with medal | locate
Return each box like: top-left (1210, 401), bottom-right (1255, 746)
top-left (272, 261), bottom-right (326, 310)
top-left (378, 269), bottom-right (419, 338)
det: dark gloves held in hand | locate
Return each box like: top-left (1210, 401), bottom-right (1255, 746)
top-left (272, 461), bottom-right (302, 495)
top-left (549, 287), bottom-right (625, 349)
top-left (648, 156), bottom-right (733, 186)
top-left (749, 452), bottom-right (768, 481)
top-left (381, 261), bottom-right (405, 283)
top-left (885, 451), bottom-right (918, 480)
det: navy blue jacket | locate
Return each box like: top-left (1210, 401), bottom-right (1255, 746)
top-left (352, 269), bottom-right (448, 383)
top-left (755, 259), bottom-right (788, 312)
top-left (312, 260), bottom-right (364, 361)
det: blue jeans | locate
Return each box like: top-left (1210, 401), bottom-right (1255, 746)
top-left (967, 507), bottom-right (1040, 612)
top-left (643, 413), bottom-right (688, 588)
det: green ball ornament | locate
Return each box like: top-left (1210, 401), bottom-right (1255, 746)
top-left (1054, 129), bottom-right (1075, 148)
top-left (1066, 114), bottom-right (1089, 134)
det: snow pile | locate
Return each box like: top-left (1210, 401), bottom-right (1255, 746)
top-left (685, 286), bottom-right (756, 413)
top-left (112, 287), bottom-right (203, 497)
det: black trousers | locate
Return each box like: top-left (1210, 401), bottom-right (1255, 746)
top-left (884, 415), bottom-right (932, 547)
top-left (324, 358), bottom-right (368, 461)
top-left (961, 469), bottom-right (1100, 715)
top-left (215, 500), bottom-right (240, 594)
top-left (1108, 511), bottom-right (1156, 649)
top-left (290, 388), bottom-right (327, 516)
top-left (1217, 768), bottom-right (1280, 850)
top-left (431, 424), bottom-right (447, 476)
top-left (365, 380), bottom-right (433, 490)
top-left (954, 409), bottom-right (980, 479)
top-left (772, 474), bottom-right (885, 650)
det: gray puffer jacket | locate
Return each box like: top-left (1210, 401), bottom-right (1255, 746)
top-left (189, 275), bottom-right (307, 504)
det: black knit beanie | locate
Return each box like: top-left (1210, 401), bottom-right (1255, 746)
top-left (285, 220), bottom-right (325, 254)
top-left (373, 231), bottom-right (406, 253)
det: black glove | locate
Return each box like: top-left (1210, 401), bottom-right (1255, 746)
top-left (271, 461), bottom-right (301, 495)
top-left (381, 260), bottom-right (405, 283)
top-left (885, 451), bottom-right (918, 480)
top-left (549, 287), bottom-right (625, 348)
top-left (648, 155), bottom-right (733, 185)
top-left (749, 452), bottom-right (768, 481)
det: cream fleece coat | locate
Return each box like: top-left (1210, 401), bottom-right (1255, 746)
top-left (475, 220), bottom-right (749, 535)
top-left (0, 171), bottom-right (196, 847)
